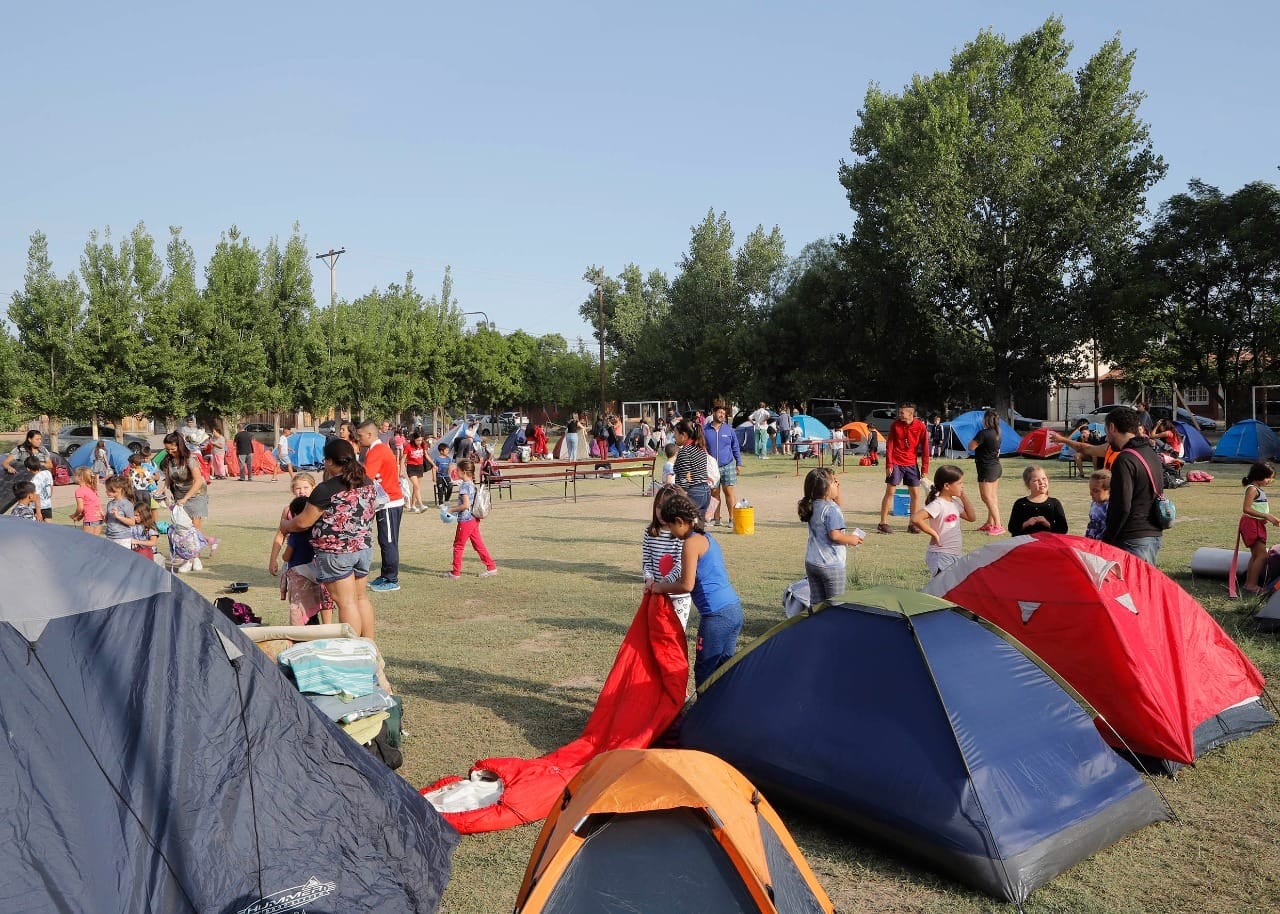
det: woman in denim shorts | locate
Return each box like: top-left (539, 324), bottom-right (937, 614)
top-left (281, 438), bottom-right (378, 637)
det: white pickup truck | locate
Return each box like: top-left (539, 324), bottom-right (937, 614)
top-left (479, 413), bottom-right (529, 437)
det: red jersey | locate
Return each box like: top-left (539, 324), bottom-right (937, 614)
top-left (886, 418), bottom-right (930, 474)
top-left (363, 439), bottom-right (404, 504)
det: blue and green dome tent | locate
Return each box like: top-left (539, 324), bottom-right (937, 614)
top-left (679, 587), bottom-right (1167, 905)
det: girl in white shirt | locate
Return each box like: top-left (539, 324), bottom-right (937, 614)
top-left (912, 465), bottom-right (976, 577)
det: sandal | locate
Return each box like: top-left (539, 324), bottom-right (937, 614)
top-left (986, 525), bottom-right (1006, 536)
top-left (977, 522), bottom-right (992, 532)
top-left (876, 523), bottom-right (894, 535)
top-left (1244, 585), bottom-right (1266, 595)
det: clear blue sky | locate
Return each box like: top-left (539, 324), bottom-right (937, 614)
top-left (3, 1), bottom-right (1276, 345)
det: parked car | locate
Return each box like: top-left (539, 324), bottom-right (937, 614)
top-left (1011, 410), bottom-right (1046, 432)
top-left (864, 408), bottom-right (899, 435)
top-left (1149, 405), bottom-right (1218, 432)
top-left (479, 413), bottom-right (529, 437)
top-left (59, 425), bottom-right (149, 457)
top-left (1070, 404), bottom-right (1130, 428)
top-left (318, 419), bottom-right (338, 435)
top-left (243, 422), bottom-right (277, 446)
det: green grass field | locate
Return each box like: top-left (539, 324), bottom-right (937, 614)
top-left (34, 455), bottom-right (1280, 912)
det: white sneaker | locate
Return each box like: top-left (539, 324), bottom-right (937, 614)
top-left (176, 561), bottom-right (193, 574)
top-left (192, 558), bottom-right (204, 571)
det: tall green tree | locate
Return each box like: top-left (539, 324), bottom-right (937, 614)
top-left (661, 210), bottom-right (786, 401)
top-left (1105, 180), bottom-right (1280, 418)
top-left (838, 17), bottom-right (1166, 411)
top-left (0, 324), bottom-right (23, 429)
top-left (7, 231), bottom-right (86, 433)
top-left (260, 225), bottom-right (316, 427)
top-left (144, 227), bottom-right (214, 424)
top-left (202, 226), bottom-right (268, 418)
top-left (578, 263), bottom-right (670, 362)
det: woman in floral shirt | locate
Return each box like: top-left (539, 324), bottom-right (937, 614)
top-left (281, 438), bottom-right (377, 637)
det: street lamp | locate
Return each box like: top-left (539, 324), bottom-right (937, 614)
top-left (587, 270), bottom-right (605, 411)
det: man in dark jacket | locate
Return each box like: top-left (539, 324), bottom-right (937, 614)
top-left (1103, 406), bottom-right (1165, 564)
top-left (233, 423), bottom-right (256, 481)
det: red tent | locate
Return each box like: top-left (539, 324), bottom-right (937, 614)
top-left (1015, 427), bottom-right (1063, 458)
top-left (421, 590), bottom-right (689, 832)
top-left (925, 534), bottom-right (1272, 769)
top-left (224, 441), bottom-right (280, 477)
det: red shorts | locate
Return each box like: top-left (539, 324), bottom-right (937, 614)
top-left (1240, 516), bottom-right (1268, 548)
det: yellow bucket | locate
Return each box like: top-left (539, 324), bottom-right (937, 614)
top-left (732, 506), bottom-right (755, 535)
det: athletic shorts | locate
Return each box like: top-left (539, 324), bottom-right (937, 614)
top-left (1240, 516), bottom-right (1268, 548)
top-left (976, 461), bottom-right (1003, 484)
top-left (312, 547), bottom-right (372, 583)
top-left (718, 463), bottom-right (739, 487)
top-left (886, 465), bottom-right (922, 487)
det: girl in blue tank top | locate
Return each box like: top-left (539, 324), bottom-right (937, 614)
top-left (647, 493), bottom-right (744, 687)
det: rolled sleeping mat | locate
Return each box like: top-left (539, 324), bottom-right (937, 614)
top-left (1190, 547), bottom-right (1247, 578)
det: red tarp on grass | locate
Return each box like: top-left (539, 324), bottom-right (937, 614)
top-left (422, 590), bottom-right (689, 833)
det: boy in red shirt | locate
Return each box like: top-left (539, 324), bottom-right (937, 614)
top-left (877, 402), bottom-right (930, 534)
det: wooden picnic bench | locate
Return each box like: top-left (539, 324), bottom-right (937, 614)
top-left (484, 456), bottom-right (656, 503)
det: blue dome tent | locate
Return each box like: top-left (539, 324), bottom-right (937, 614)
top-left (679, 587), bottom-right (1167, 905)
top-left (1213, 419), bottom-right (1280, 463)
top-left (284, 431), bottom-right (327, 469)
top-left (66, 438), bottom-right (133, 474)
top-left (1172, 420), bottom-right (1213, 462)
top-left (941, 410), bottom-right (1022, 458)
top-left (790, 414), bottom-right (830, 457)
top-left (0, 520), bottom-right (457, 913)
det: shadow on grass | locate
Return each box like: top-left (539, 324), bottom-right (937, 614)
top-left (529, 615), bottom-right (631, 637)
top-left (392, 657), bottom-right (596, 754)
top-left (498, 557), bottom-right (625, 583)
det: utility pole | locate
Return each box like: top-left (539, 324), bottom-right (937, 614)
top-left (593, 269), bottom-right (606, 412)
top-left (314, 248), bottom-right (346, 307)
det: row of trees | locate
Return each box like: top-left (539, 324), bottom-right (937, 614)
top-left (1, 225), bottom-right (601, 437)
top-left (581, 18), bottom-right (1280, 420)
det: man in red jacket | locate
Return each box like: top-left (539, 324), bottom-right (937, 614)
top-left (357, 419), bottom-right (405, 592)
top-left (877, 402), bottom-right (930, 534)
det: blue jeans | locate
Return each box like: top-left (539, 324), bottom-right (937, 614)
top-left (694, 601), bottom-right (743, 687)
top-left (685, 482), bottom-right (711, 515)
top-left (1121, 536), bottom-right (1162, 566)
top-left (564, 432), bottom-right (579, 461)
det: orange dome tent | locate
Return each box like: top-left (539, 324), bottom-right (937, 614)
top-left (513, 748), bottom-right (833, 914)
top-left (840, 421), bottom-right (870, 442)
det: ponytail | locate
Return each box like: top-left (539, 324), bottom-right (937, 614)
top-left (926, 465), bottom-right (964, 506)
top-left (323, 438), bottom-right (369, 489)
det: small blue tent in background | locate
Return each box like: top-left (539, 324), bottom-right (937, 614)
top-left (941, 410), bottom-right (1022, 458)
top-left (285, 431), bottom-right (327, 469)
top-left (1213, 420), bottom-right (1280, 463)
top-left (67, 438), bottom-right (133, 474)
top-left (678, 587), bottom-right (1167, 905)
top-left (1172, 420), bottom-right (1214, 462)
top-left (790, 414), bottom-right (830, 456)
